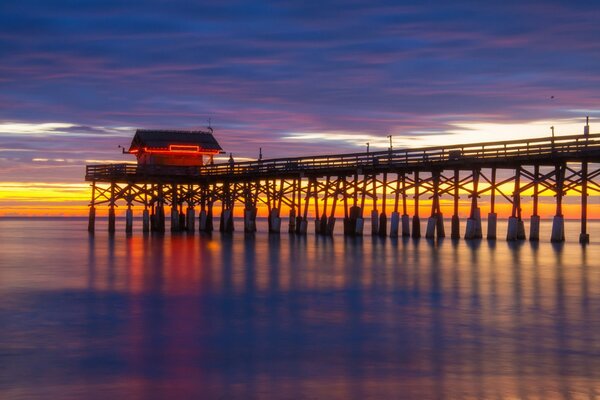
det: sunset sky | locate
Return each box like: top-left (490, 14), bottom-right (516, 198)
top-left (1, 1), bottom-right (600, 216)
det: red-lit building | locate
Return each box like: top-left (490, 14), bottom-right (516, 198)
top-left (127, 129), bottom-right (223, 166)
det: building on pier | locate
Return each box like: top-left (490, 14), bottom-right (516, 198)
top-left (127, 129), bottom-right (223, 166)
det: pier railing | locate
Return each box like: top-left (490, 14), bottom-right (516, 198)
top-left (86, 133), bottom-right (600, 182)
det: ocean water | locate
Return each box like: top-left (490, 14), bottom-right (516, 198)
top-left (1, 217), bottom-right (600, 399)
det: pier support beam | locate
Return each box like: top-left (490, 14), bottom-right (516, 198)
top-left (170, 184), bottom-right (180, 232)
top-left (507, 166), bottom-right (525, 241)
top-left (378, 212), bottom-right (387, 237)
top-left (179, 206), bottom-right (186, 231)
top-left (150, 209), bottom-right (156, 232)
top-left (451, 215), bottom-right (460, 239)
top-left (390, 173), bottom-right (400, 238)
top-left (378, 173), bottom-right (387, 237)
top-left (288, 209), bottom-right (296, 233)
top-left (580, 161), bottom-right (590, 244)
top-left (426, 172), bottom-right (444, 239)
top-left (327, 216), bottom-right (336, 236)
top-left (551, 216), bottom-right (565, 243)
top-left (487, 168), bottom-right (497, 240)
top-left (465, 208), bottom-right (482, 240)
top-left (158, 204), bottom-right (166, 232)
top-left (400, 174), bottom-right (410, 237)
top-left (108, 207), bottom-right (116, 233)
top-left (108, 183), bottom-right (116, 233)
top-left (371, 209), bottom-right (379, 236)
top-left (88, 206), bottom-right (95, 233)
top-left (125, 207), bottom-right (133, 233)
top-left (88, 182), bottom-right (96, 233)
top-left (269, 208), bottom-right (281, 233)
top-left (402, 214), bottom-right (410, 237)
top-left (412, 216), bottom-right (421, 238)
top-left (200, 203), bottom-right (213, 233)
top-left (220, 209), bottom-right (234, 233)
top-left (451, 169), bottom-right (460, 239)
top-left (551, 164), bottom-right (565, 243)
top-left (507, 216), bottom-right (519, 241)
top-left (529, 215), bottom-right (540, 242)
top-left (390, 211), bottom-right (400, 237)
top-left (186, 206), bottom-right (195, 232)
top-left (298, 218), bottom-right (308, 234)
top-left (487, 213), bottom-right (497, 240)
top-left (426, 216), bottom-right (436, 239)
top-left (244, 207), bottom-right (257, 233)
top-left (142, 209), bottom-right (150, 232)
top-left (347, 205), bottom-right (362, 236)
top-left (465, 169), bottom-right (482, 240)
top-left (171, 206), bottom-right (180, 232)
top-left (530, 165), bottom-right (540, 241)
top-left (199, 209), bottom-right (207, 232)
top-left (412, 171), bottom-right (421, 238)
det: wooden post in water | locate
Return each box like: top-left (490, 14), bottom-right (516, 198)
top-left (551, 164), bottom-right (565, 242)
top-left (487, 167), bottom-right (497, 240)
top-left (125, 187), bottom-right (133, 234)
top-left (371, 175), bottom-right (379, 236)
top-left (88, 181), bottom-right (96, 233)
top-left (378, 173), bottom-right (387, 237)
top-left (507, 167), bottom-right (524, 241)
top-left (142, 188), bottom-right (150, 233)
top-left (435, 171), bottom-right (445, 238)
top-left (313, 178), bottom-right (320, 234)
top-left (530, 165), bottom-right (540, 241)
top-left (356, 174), bottom-right (367, 235)
top-left (327, 177), bottom-right (341, 235)
top-left (155, 184), bottom-right (164, 233)
top-left (108, 182), bottom-right (116, 233)
top-left (186, 185), bottom-right (195, 233)
top-left (300, 178), bottom-right (313, 234)
top-left (319, 176), bottom-right (330, 235)
top-left (451, 169), bottom-right (460, 239)
top-left (401, 173), bottom-right (410, 237)
top-left (426, 171), bottom-right (440, 239)
top-left (580, 161), bottom-right (590, 244)
top-left (342, 177), bottom-right (350, 235)
top-left (288, 179), bottom-right (297, 233)
top-left (295, 177), bottom-right (303, 234)
top-left (465, 169), bottom-right (482, 239)
top-left (171, 184), bottom-right (180, 232)
top-left (412, 171), bottom-right (421, 238)
top-left (390, 172), bottom-right (400, 237)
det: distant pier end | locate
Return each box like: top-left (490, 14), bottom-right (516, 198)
top-left (86, 127), bottom-right (600, 243)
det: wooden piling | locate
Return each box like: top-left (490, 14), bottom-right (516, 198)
top-left (412, 171), bottom-right (421, 238)
top-left (530, 165), bottom-right (540, 241)
top-left (88, 181), bottom-right (96, 233)
top-left (108, 183), bottom-right (116, 233)
top-left (487, 167), bottom-right (497, 240)
top-left (551, 164), bottom-right (565, 243)
top-left (580, 161), bottom-right (590, 244)
top-left (378, 172), bottom-right (387, 237)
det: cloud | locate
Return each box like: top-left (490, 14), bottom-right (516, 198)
top-left (0, 0), bottom-right (599, 184)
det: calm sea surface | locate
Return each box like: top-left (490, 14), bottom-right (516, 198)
top-left (1, 218), bottom-right (600, 399)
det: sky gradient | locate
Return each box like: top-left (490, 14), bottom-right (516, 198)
top-left (1, 0), bottom-right (600, 215)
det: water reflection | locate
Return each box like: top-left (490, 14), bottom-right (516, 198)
top-left (0, 219), bottom-right (600, 398)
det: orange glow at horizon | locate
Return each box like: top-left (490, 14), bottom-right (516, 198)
top-left (0, 180), bottom-right (598, 219)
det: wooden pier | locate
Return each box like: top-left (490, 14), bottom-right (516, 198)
top-left (85, 131), bottom-right (600, 243)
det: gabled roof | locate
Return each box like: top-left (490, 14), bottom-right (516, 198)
top-left (128, 129), bottom-right (222, 152)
